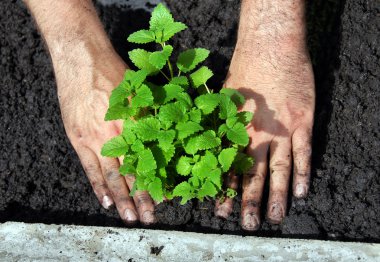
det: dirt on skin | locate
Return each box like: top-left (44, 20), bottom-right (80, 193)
top-left (0, 0), bottom-right (379, 241)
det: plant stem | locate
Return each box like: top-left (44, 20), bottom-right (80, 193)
top-left (204, 83), bottom-right (211, 94)
top-left (168, 59), bottom-right (174, 79)
top-left (160, 70), bottom-right (170, 81)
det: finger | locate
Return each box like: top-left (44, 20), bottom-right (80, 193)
top-left (241, 139), bottom-right (270, 231)
top-left (267, 137), bottom-right (292, 224)
top-left (292, 127), bottom-right (312, 198)
top-left (215, 171), bottom-right (238, 219)
top-left (76, 145), bottom-right (114, 209)
top-left (99, 156), bottom-right (138, 224)
top-left (124, 175), bottom-right (156, 225)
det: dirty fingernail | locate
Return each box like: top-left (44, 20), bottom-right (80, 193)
top-left (124, 209), bottom-right (138, 222)
top-left (267, 203), bottom-right (284, 224)
top-left (102, 195), bottom-right (114, 209)
top-left (294, 184), bottom-right (307, 198)
top-left (141, 210), bottom-right (156, 225)
top-left (242, 213), bottom-right (260, 231)
top-left (215, 205), bottom-right (231, 218)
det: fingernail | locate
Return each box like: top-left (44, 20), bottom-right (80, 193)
top-left (141, 210), bottom-right (156, 225)
top-left (242, 213), bottom-right (260, 231)
top-left (267, 203), bottom-right (284, 224)
top-left (215, 205), bottom-right (230, 218)
top-left (295, 184), bottom-right (307, 198)
top-left (102, 196), bottom-right (114, 209)
top-left (124, 209), bottom-right (138, 222)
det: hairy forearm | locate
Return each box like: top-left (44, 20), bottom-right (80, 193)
top-left (237, 0), bottom-right (307, 53)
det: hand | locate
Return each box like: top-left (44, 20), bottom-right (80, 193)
top-left (215, 0), bottom-right (315, 230)
top-left (25, 0), bottom-right (156, 224)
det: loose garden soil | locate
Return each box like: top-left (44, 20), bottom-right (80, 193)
top-left (1, 0), bottom-right (379, 242)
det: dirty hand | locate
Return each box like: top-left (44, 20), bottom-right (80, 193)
top-left (215, 0), bottom-right (315, 230)
top-left (25, 0), bottom-right (156, 224)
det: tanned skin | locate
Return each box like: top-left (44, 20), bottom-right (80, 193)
top-left (24, 0), bottom-right (314, 230)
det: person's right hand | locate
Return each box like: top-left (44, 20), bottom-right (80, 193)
top-left (52, 44), bottom-right (156, 225)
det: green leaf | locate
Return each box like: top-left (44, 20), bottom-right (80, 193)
top-left (133, 117), bottom-right (160, 141)
top-left (149, 3), bottom-right (174, 31)
top-left (109, 81), bottom-right (130, 107)
top-left (105, 103), bottom-right (131, 121)
top-left (208, 168), bottom-right (222, 189)
top-left (198, 181), bottom-right (217, 199)
top-left (194, 93), bottom-right (220, 114)
top-left (233, 153), bottom-right (254, 174)
top-left (131, 139), bottom-right (144, 152)
top-left (136, 148), bottom-right (157, 174)
top-left (226, 122), bottom-right (249, 146)
top-left (220, 88), bottom-right (245, 106)
top-left (176, 121), bottom-right (203, 140)
top-left (158, 102), bottom-right (187, 123)
top-left (122, 119), bottom-right (136, 144)
top-left (173, 181), bottom-right (193, 204)
top-left (170, 76), bottom-right (189, 87)
top-left (188, 109), bottom-right (202, 123)
top-left (219, 94), bottom-right (238, 119)
top-left (237, 111), bottom-right (254, 126)
top-left (128, 49), bottom-right (158, 74)
top-left (226, 188), bottom-right (237, 198)
top-left (176, 92), bottom-right (193, 110)
top-left (176, 156), bottom-right (193, 176)
top-left (190, 66), bottom-right (213, 88)
top-left (148, 177), bottom-right (163, 202)
top-left (131, 84), bottom-right (154, 108)
top-left (119, 162), bottom-right (136, 175)
top-left (177, 48), bottom-right (210, 73)
top-left (184, 130), bottom-right (221, 155)
top-left (161, 22), bottom-right (187, 42)
top-left (129, 70), bottom-right (148, 88)
top-left (157, 130), bottom-right (176, 150)
top-left (149, 45), bottom-right (173, 70)
top-left (163, 84), bottom-right (184, 104)
top-left (127, 29), bottom-right (155, 44)
top-left (218, 148), bottom-right (238, 172)
top-left (101, 136), bottom-right (128, 157)
top-left (161, 144), bottom-right (175, 164)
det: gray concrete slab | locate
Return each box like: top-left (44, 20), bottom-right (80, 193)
top-left (0, 222), bottom-right (379, 261)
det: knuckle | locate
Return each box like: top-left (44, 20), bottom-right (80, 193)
top-left (242, 199), bottom-right (261, 209)
top-left (270, 159), bottom-right (291, 173)
top-left (83, 163), bottom-right (99, 176)
top-left (105, 170), bottom-right (121, 182)
top-left (134, 192), bottom-right (151, 208)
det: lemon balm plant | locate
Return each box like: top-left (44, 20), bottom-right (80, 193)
top-left (101, 4), bottom-right (254, 204)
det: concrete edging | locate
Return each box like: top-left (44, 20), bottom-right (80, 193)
top-left (0, 222), bottom-right (379, 261)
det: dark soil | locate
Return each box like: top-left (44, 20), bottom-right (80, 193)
top-left (0, 0), bottom-right (379, 242)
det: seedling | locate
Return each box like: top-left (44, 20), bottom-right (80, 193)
top-left (101, 4), bottom-right (254, 204)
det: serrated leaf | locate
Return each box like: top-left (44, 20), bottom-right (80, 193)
top-left (237, 111), bottom-right (254, 126)
top-left (158, 102), bottom-right (187, 123)
top-left (151, 145), bottom-right (167, 169)
top-left (148, 177), bottom-right (164, 202)
top-left (219, 94), bottom-right (238, 119)
top-left (163, 84), bottom-right (184, 104)
top-left (157, 130), bottom-right (176, 150)
top-left (137, 148), bottom-right (157, 174)
top-left (131, 139), bottom-right (144, 152)
top-left (184, 130), bottom-right (221, 155)
top-left (208, 168), bottom-right (222, 189)
top-left (128, 29), bottom-right (155, 44)
top-left (198, 181), bottom-right (217, 199)
top-left (128, 49), bottom-right (158, 74)
top-left (190, 66), bottom-right (213, 88)
top-left (220, 88), bottom-right (245, 106)
top-left (129, 69), bottom-right (148, 88)
top-left (226, 117), bottom-right (238, 128)
top-left (131, 84), bottom-right (154, 108)
top-left (176, 121), bottom-right (203, 140)
top-left (177, 48), bottom-right (210, 73)
top-left (149, 3), bottom-right (174, 31)
top-left (119, 162), bottom-right (136, 175)
top-left (101, 136), bottom-right (128, 157)
top-left (218, 148), bottom-right (238, 172)
top-left (233, 153), bottom-right (254, 174)
top-left (170, 76), bottom-right (189, 87)
top-left (188, 109), bottom-right (202, 123)
top-left (194, 93), bottom-right (220, 114)
top-left (176, 156), bottom-right (193, 176)
top-left (105, 103), bottom-right (131, 121)
top-left (161, 22), bottom-right (187, 42)
top-left (122, 119), bottom-right (136, 144)
top-left (173, 181), bottom-right (193, 204)
top-left (133, 117), bottom-right (160, 141)
top-left (176, 92), bottom-right (193, 109)
top-left (161, 144), bottom-right (175, 164)
top-left (217, 123), bottom-right (229, 136)
top-left (149, 45), bottom-right (173, 70)
top-left (109, 81), bottom-right (130, 107)
top-left (226, 122), bottom-right (249, 146)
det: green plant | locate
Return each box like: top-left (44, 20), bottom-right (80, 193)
top-left (101, 4), bottom-right (254, 204)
